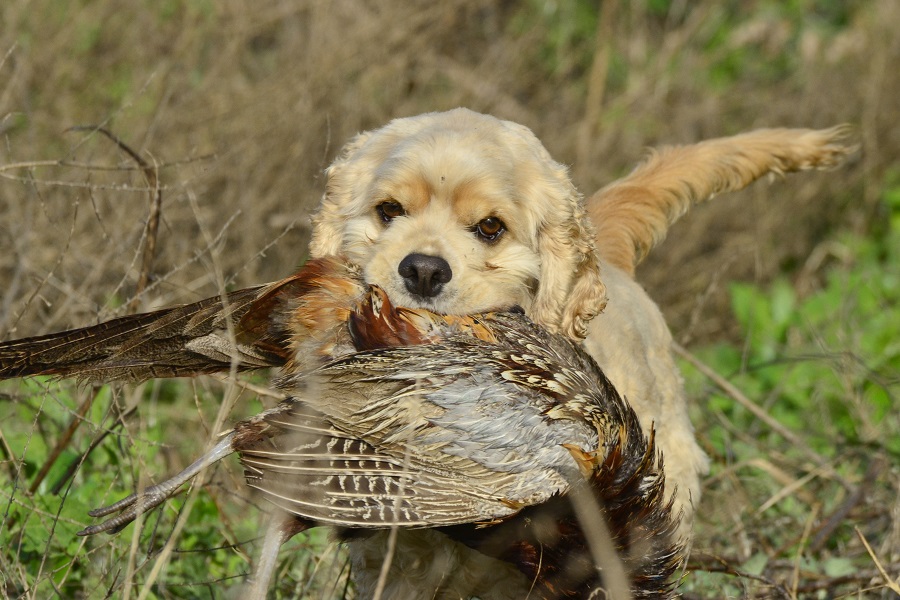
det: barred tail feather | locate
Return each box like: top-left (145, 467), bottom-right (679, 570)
top-left (0, 285), bottom-right (275, 382)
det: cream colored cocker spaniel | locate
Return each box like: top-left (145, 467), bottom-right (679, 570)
top-left (308, 108), bottom-right (852, 599)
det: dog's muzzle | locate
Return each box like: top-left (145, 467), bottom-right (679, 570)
top-left (398, 254), bottom-right (452, 298)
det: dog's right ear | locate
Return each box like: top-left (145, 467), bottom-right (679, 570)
top-left (309, 131), bottom-right (374, 258)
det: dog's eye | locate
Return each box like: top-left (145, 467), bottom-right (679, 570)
top-left (474, 217), bottom-right (505, 242)
top-left (376, 200), bottom-right (405, 222)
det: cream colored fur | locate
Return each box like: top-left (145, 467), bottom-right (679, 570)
top-left (306, 109), bottom-right (853, 599)
top-left (589, 126), bottom-right (853, 274)
top-left (309, 108), bottom-right (606, 341)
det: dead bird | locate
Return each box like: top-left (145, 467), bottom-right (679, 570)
top-left (1, 257), bottom-right (681, 599)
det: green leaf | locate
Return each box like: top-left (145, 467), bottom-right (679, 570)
top-left (742, 552), bottom-right (769, 576)
top-left (823, 556), bottom-right (856, 577)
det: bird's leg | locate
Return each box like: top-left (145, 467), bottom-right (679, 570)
top-left (77, 432), bottom-right (236, 536)
top-left (244, 510), bottom-right (311, 599)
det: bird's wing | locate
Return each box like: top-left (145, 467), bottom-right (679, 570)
top-left (238, 317), bottom-right (605, 529)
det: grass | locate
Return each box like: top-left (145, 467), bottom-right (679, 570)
top-left (1, 0), bottom-right (898, 598)
top-left (679, 184), bottom-right (900, 597)
top-left (1, 375), bottom-right (352, 598)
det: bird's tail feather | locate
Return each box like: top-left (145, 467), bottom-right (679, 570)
top-left (0, 256), bottom-right (365, 383)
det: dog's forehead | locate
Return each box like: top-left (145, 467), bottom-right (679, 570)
top-left (373, 151), bottom-right (527, 219)
top-left (347, 111), bottom-right (564, 236)
top-left (370, 132), bottom-right (540, 201)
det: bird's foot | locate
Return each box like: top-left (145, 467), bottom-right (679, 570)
top-left (77, 433), bottom-right (235, 536)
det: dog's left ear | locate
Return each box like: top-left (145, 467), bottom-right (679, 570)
top-left (309, 130), bottom-right (375, 258)
top-left (504, 120), bottom-right (606, 340)
top-left (530, 185), bottom-right (607, 341)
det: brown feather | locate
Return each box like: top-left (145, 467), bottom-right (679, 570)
top-left (0, 256), bottom-right (365, 382)
top-left (5, 255), bottom-right (681, 597)
top-left (0, 285), bottom-right (273, 381)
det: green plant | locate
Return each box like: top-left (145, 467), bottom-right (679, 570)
top-left (680, 175), bottom-right (899, 596)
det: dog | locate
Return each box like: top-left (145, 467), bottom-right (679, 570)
top-left (307, 108), bottom-right (852, 598)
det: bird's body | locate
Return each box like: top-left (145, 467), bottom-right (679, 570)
top-left (239, 303), bottom-right (680, 599)
top-left (0, 256), bottom-right (681, 599)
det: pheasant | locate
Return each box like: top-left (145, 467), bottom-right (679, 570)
top-left (0, 257), bottom-right (681, 599)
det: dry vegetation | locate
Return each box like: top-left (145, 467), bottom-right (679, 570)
top-left (0, 1), bottom-right (897, 598)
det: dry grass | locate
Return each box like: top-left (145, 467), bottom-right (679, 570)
top-left (0, 1), bottom-right (898, 598)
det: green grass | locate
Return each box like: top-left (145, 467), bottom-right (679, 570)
top-left (0, 376), bottom-right (351, 598)
top-left (678, 173), bottom-right (900, 597)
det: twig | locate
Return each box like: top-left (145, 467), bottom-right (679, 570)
top-left (689, 551), bottom-right (900, 595)
top-left (673, 342), bottom-right (844, 485)
top-left (810, 455), bottom-right (885, 552)
top-left (754, 461), bottom-right (824, 513)
top-left (791, 503), bottom-right (820, 597)
top-left (66, 126), bottom-right (163, 314)
top-left (575, 0), bottom-right (616, 184)
top-left (28, 127), bottom-right (166, 502)
top-left (49, 404), bottom-right (138, 495)
top-left (10, 189), bottom-right (79, 479)
top-left (210, 375), bottom-right (287, 401)
top-left (856, 526), bottom-right (900, 595)
top-left (687, 551), bottom-right (790, 596)
top-left (27, 385), bottom-right (100, 495)
top-left (135, 189), bottom-right (242, 600)
top-left (0, 423), bottom-right (17, 479)
top-left (4, 189), bottom-right (79, 336)
top-left (569, 482), bottom-right (632, 600)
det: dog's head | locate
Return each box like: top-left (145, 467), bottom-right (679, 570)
top-left (309, 108), bottom-right (605, 340)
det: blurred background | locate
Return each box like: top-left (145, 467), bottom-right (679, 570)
top-left (1, 1), bottom-right (897, 598)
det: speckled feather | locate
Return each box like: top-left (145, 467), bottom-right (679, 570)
top-left (236, 287), bottom-right (683, 598)
top-left (0, 256), bottom-right (682, 598)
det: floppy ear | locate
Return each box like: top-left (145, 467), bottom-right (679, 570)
top-left (560, 212), bottom-right (606, 341)
top-left (308, 131), bottom-right (374, 258)
top-left (530, 176), bottom-right (607, 341)
top-left (502, 119), bottom-right (606, 341)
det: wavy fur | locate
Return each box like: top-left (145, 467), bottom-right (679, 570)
top-left (589, 126), bottom-right (855, 274)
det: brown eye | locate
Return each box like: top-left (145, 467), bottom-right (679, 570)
top-left (376, 200), bottom-right (405, 222)
top-left (474, 216), bottom-right (505, 242)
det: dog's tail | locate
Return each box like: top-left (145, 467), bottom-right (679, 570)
top-left (588, 126), bottom-right (856, 275)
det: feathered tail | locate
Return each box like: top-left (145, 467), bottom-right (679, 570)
top-left (0, 257), bottom-right (365, 382)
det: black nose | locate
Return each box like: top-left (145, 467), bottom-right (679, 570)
top-left (398, 254), bottom-right (452, 298)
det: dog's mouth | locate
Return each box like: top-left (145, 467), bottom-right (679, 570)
top-left (370, 279), bottom-right (458, 314)
top-left (368, 276), bottom-right (526, 318)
